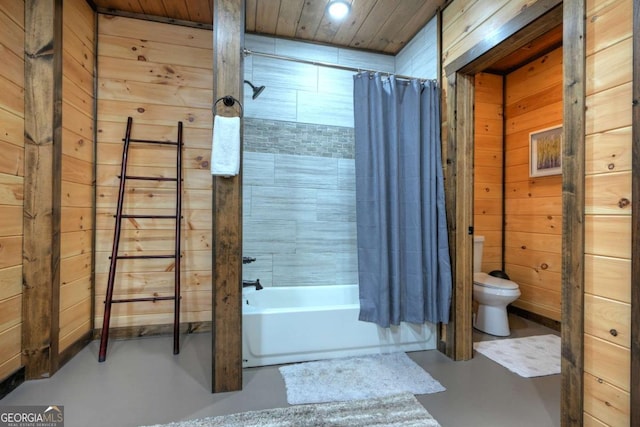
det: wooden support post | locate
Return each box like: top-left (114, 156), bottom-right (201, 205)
top-left (442, 73), bottom-right (458, 359)
top-left (561, 0), bottom-right (586, 425)
top-left (23, 0), bottom-right (63, 379)
top-left (454, 73), bottom-right (474, 361)
top-left (212, 0), bottom-right (244, 393)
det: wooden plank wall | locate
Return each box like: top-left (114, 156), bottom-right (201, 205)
top-left (583, 0), bottom-right (633, 425)
top-left (0, 0), bottom-right (24, 383)
top-left (504, 47), bottom-right (563, 321)
top-left (473, 72), bottom-right (503, 273)
top-left (59, 0), bottom-right (95, 354)
top-left (95, 15), bottom-right (213, 332)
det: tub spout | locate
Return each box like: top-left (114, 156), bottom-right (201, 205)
top-left (242, 279), bottom-right (263, 290)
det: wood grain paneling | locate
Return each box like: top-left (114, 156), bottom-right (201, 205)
top-left (59, 0), bottom-right (94, 354)
top-left (96, 15), bottom-right (213, 334)
top-left (584, 372), bottom-right (630, 427)
top-left (584, 0), bottom-right (634, 423)
top-left (584, 334), bottom-right (630, 392)
top-left (585, 127), bottom-right (632, 175)
top-left (94, 0), bottom-right (443, 55)
top-left (504, 46), bottom-right (563, 319)
top-left (474, 72), bottom-right (504, 271)
top-left (631, 0), bottom-right (639, 423)
top-left (0, 1), bottom-right (24, 383)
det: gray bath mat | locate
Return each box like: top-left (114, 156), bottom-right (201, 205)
top-left (141, 392), bottom-right (441, 426)
top-left (474, 334), bottom-right (561, 377)
top-left (278, 352), bottom-right (446, 405)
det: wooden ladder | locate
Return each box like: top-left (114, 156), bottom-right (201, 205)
top-left (98, 117), bottom-right (184, 362)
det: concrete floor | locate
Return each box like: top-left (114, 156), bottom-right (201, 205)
top-left (1, 314), bottom-right (560, 427)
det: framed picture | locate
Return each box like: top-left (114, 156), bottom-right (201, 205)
top-left (529, 125), bottom-right (562, 177)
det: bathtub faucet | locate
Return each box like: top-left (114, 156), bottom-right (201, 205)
top-left (242, 278), bottom-right (263, 290)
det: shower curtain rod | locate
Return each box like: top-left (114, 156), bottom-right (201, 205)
top-left (242, 48), bottom-right (436, 83)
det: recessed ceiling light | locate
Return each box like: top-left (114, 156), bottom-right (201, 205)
top-left (327, 0), bottom-right (350, 21)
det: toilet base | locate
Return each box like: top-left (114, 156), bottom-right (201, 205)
top-left (474, 304), bottom-right (511, 336)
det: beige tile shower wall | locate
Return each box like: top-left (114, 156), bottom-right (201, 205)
top-left (583, 0), bottom-right (632, 425)
top-left (243, 34), bottom-right (395, 125)
top-left (395, 16), bottom-right (438, 79)
top-left (59, 0), bottom-right (95, 353)
top-left (473, 73), bottom-right (503, 273)
top-left (504, 47), bottom-right (563, 322)
top-left (95, 15), bottom-right (213, 329)
top-left (0, 0), bottom-right (24, 382)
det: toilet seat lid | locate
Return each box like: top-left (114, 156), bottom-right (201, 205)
top-left (473, 272), bottom-right (519, 290)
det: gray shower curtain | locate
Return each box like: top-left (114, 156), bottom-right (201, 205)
top-left (353, 73), bottom-right (452, 327)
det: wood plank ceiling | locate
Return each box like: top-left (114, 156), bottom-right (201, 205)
top-left (91, 0), bottom-right (446, 54)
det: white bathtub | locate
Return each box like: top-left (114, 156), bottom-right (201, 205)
top-left (242, 285), bottom-right (437, 367)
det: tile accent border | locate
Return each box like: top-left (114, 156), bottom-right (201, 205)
top-left (244, 118), bottom-right (355, 159)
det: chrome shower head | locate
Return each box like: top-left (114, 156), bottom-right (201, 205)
top-left (244, 80), bottom-right (266, 100)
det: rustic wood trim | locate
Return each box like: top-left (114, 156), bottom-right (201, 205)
top-left (90, 1), bottom-right (99, 335)
top-left (50, 0), bottom-right (63, 372)
top-left (507, 306), bottom-right (561, 332)
top-left (436, 8), bottom-right (443, 87)
top-left (442, 72), bottom-right (457, 358)
top-left (441, 71), bottom-right (474, 361)
top-left (212, 0), bottom-right (244, 393)
top-left (631, 0), bottom-right (640, 424)
top-left (436, 6), bottom-right (447, 353)
top-left (23, 0), bottom-right (63, 380)
top-left (444, 0), bottom-right (563, 77)
top-left (501, 75), bottom-right (507, 269)
top-left (57, 331), bottom-right (92, 369)
top-left (0, 367), bottom-right (25, 400)
top-left (561, 0), bottom-right (586, 425)
top-left (92, 322), bottom-right (213, 340)
top-left (454, 72), bottom-right (474, 361)
top-left (95, 7), bottom-right (213, 30)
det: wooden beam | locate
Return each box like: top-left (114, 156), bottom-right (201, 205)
top-left (442, 71), bottom-right (474, 361)
top-left (95, 6), bottom-right (213, 30)
top-left (631, 0), bottom-right (640, 424)
top-left (212, 0), bottom-right (244, 393)
top-left (453, 72), bottom-right (474, 361)
top-left (442, 73), bottom-right (457, 358)
top-left (561, 0), bottom-right (586, 425)
top-left (23, 0), bottom-right (63, 380)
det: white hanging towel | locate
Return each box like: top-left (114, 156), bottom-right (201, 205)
top-left (211, 115), bottom-right (241, 177)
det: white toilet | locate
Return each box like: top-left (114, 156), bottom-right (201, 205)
top-left (473, 236), bottom-right (521, 336)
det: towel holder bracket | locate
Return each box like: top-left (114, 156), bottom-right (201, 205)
top-left (214, 95), bottom-right (243, 117)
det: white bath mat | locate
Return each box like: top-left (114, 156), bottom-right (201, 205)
top-left (474, 334), bottom-right (561, 378)
top-left (278, 352), bottom-right (446, 405)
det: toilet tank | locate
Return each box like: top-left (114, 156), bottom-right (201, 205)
top-left (473, 235), bottom-right (484, 273)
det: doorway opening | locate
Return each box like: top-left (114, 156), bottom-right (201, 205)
top-left (439, 3), bottom-right (586, 424)
top-left (472, 26), bottom-right (563, 337)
